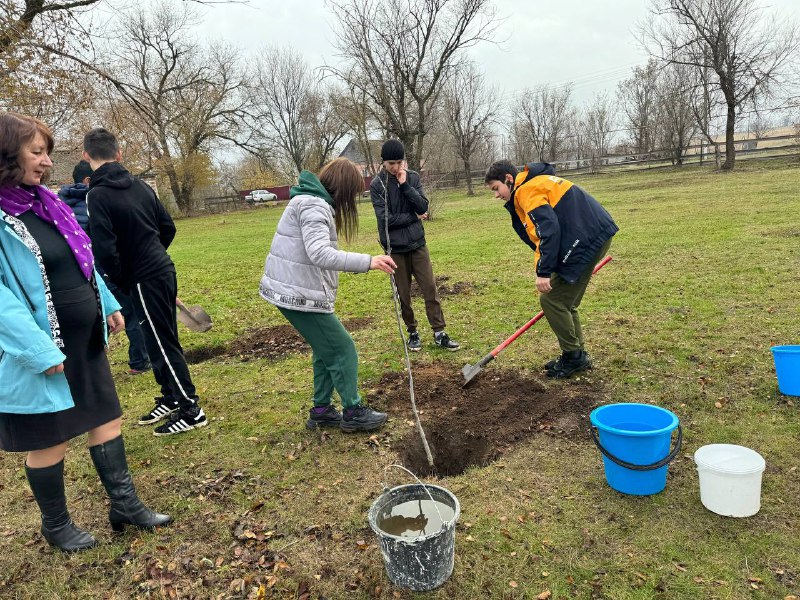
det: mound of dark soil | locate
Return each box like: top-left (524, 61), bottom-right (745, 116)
top-left (374, 364), bottom-right (605, 477)
top-left (184, 317), bottom-right (374, 364)
top-left (410, 275), bottom-right (475, 297)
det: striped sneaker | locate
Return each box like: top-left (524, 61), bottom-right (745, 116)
top-left (138, 397), bottom-right (179, 425)
top-left (153, 407), bottom-right (208, 436)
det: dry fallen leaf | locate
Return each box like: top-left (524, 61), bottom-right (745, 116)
top-left (509, 580), bottom-right (518, 588)
top-left (537, 591), bottom-right (552, 600)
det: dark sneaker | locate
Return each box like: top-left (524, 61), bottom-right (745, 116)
top-left (306, 405), bottom-right (342, 430)
top-left (129, 366), bottom-right (151, 375)
top-left (340, 405), bottom-right (388, 433)
top-left (544, 356), bottom-right (561, 371)
top-left (153, 406), bottom-right (208, 436)
top-left (407, 332), bottom-right (422, 352)
top-left (138, 396), bottom-right (179, 425)
top-left (547, 350), bottom-right (592, 379)
top-left (434, 331), bottom-right (460, 351)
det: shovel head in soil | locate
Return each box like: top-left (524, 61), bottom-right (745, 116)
top-left (176, 298), bottom-right (213, 332)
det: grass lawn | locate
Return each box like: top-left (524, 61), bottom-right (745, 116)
top-left (0, 157), bottom-right (798, 599)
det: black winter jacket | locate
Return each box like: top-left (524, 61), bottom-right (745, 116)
top-left (57, 183), bottom-right (90, 232)
top-left (370, 169), bottom-right (428, 253)
top-left (86, 162), bottom-right (176, 292)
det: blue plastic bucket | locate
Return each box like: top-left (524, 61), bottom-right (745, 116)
top-left (771, 345), bottom-right (800, 396)
top-left (590, 403), bottom-right (681, 496)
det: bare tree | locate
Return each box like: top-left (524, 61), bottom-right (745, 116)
top-left (306, 89), bottom-right (351, 171)
top-left (442, 63), bottom-right (497, 195)
top-left (583, 93), bottom-right (616, 173)
top-left (1, 0), bottom-right (247, 54)
top-left (327, 0), bottom-right (499, 170)
top-left (690, 62), bottom-right (724, 167)
top-left (643, 0), bottom-right (799, 170)
top-left (100, 2), bottom-right (250, 213)
top-left (616, 59), bottom-right (661, 158)
top-left (657, 63), bottom-right (697, 165)
top-left (332, 73), bottom-right (381, 175)
top-left (250, 46), bottom-right (316, 178)
top-left (516, 84), bottom-right (573, 163)
top-left (747, 102), bottom-right (771, 141)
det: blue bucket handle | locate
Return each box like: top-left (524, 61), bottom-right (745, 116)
top-left (590, 425), bottom-right (682, 471)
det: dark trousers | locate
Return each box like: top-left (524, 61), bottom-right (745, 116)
top-left (391, 246), bottom-right (446, 334)
top-left (539, 238), bottom-right (613, 352)
top-left (130, 270), bottom-right (198, 411)
top-left (106, 279), bottom-right (150, 371)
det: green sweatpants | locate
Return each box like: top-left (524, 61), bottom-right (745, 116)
top-left (539, 238), bottom-right (613, 352)
top-left (277, 307), bottom-right (361, 408)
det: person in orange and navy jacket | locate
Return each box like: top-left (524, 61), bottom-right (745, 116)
top-left (484, 160), bottom-right (618, 379)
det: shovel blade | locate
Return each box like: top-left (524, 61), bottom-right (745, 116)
top-left (177, 305), bottom-right (213, 332)
top-left (461, 362), bottom-right (482, 388)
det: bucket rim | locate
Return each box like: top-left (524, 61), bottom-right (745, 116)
top-left (590, 403), bottom-right (679, 437)
top-left (367, 483), bottom-right (461, 543)
top-left (693, 444), bottom-right (765, 475)
top-left (771, 345), bottom-right (800, 353)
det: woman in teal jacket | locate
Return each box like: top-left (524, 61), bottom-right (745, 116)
top-left (0, 112), bottom-right (170, 552)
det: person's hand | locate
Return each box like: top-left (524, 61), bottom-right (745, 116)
top-left (419, 212), bottom-right (428, 220)
top-left (370, 255), bottom-right (397, 274)
top-left (43, 363), bottom-right (64, 376)
top-left (396, 161), bottom-right (407, 185)
top-left (536, 276), bottom-right (552, 293)
top-left (107, 311), bottom-right (125, 334)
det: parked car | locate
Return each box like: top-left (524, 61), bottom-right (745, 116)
top-left (245, 189), bottom-right (278, 204)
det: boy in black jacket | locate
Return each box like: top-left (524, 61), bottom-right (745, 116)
top-left (370, 139), bottom-right (459, 352)
top-left (84, 128), bottom-right (208, 435)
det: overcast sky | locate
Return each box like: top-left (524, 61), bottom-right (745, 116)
top-left (190, 0), bottom-right (798, 109)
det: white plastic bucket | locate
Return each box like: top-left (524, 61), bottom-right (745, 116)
top-left (694, 444), bottom-right (765, 517)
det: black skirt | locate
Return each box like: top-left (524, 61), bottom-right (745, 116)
top-left (0, 284), bottom-right (122, 452)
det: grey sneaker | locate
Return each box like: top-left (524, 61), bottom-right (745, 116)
top-left (434, 331), bottom-right (460, 351)
top-left (306, 405), bottom-right (342, 430)
top-left (340, 405), bottom-right (388, 433)
top-left (407, 332), bottom-right (422, 352)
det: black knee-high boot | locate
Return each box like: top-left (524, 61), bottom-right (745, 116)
top-left (25, 460), bottom-right (97, 552)
top-left (89, 435), bottom-right (172, 532)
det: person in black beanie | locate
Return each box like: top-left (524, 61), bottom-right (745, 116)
top-left (370, 139), bottom-right (460, 352)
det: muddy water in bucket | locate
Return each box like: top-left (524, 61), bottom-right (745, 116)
top-left (368, 484), bottom-right (460, 591)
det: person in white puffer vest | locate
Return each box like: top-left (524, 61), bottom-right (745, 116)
top-left (259, 158), bottom-right (396, 432)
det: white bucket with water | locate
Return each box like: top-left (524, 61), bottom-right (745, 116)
top-left (694, 444), bottom-right (765, 517)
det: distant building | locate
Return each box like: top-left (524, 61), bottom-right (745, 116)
top-left (339, 138), bottom-right (383, 175)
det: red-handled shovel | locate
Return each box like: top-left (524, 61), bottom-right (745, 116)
top-left (461, 255), bottom-right (613, 387)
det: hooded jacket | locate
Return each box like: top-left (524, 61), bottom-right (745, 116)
top-left (0, 208), bottom-right (121, 414)
top-left (57, 183), bottom-right (90, 232)
top-left (259, 171), bottom-right (371, 313)
top-left (86, 162), bottom-right (176, 292)
top-left (507, 163), bottom-right (618, 284)
top-left (370, 168), bottom-right (428, 253)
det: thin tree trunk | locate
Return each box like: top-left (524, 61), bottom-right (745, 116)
top-left (723, 102), bottom-right (736, 170)
top-left (464, 159), bottom-right (473, 196)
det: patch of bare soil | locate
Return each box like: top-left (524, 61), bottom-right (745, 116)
top-left (184, 317), bottom-right (374, 364)
top-left (374, 363), bottom-right (605, 477)
top-left (410, 274), bottom-right (475, 297)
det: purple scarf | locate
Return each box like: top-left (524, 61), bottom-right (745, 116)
top-left (0, 184), bottom-right (95, 280)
